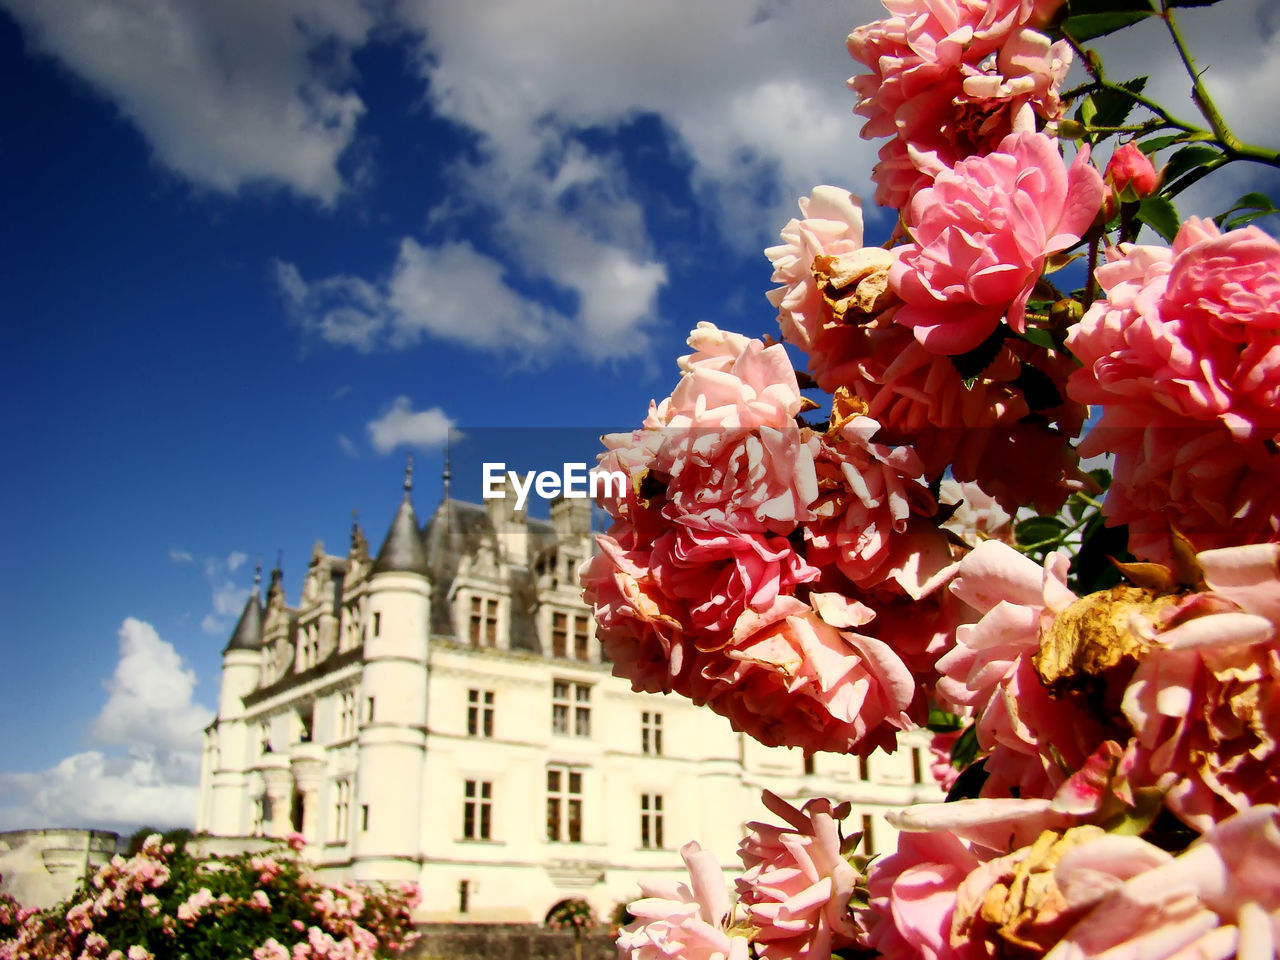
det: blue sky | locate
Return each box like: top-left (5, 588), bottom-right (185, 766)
top-left (1, 0), bottom-right (1277, 832)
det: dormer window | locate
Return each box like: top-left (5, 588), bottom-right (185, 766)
top-left (469, 596), bottom-right (498, 647)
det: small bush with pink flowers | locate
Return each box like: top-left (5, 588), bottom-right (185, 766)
top-left (597, 1), bottom-right (1280, 958)
top-left (0, 835), bottom-right (420, 960)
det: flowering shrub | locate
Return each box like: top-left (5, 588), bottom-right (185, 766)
top-left (600, 1), bottom-right (1280, 958)
top-left (0, 836), bottom-right (420, 960)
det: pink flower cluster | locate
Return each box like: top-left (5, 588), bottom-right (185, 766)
top-left (1067, 217), bottom-right (1280, 562)
top-left (765, 186), bottom-right (1089, 514)
top-left (582, 323), bottom-right (956, 755)
top-left (846, 0), bottom-right (1071, 207)
top-left (890, 132), bottom-right (1104, 356)
top-left (937, 539), bottom-right (1280, 831)
top-left (862, 800), bottom-right (1280, 960)
top-left (620, 793), bottom-right (860, 960)
top-left (0, 837), bottom-right (420, 960)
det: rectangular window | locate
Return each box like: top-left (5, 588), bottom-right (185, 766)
top-left (469, 596), bottom-right (500, 647)
top-left (553, 679), bottom-right (594, 737)
top-left (804, 753), bottom-right (815, 776)
top-left (332, 779), bottom-right (351, 843)
top-left (641, 711), bottom-right (663, 755)
top-left (862, 814), bottom-right (875, 856)
top-left (573, 615), bottom-right (590, 661)
top-left (911, 746), bottom-right (924, 785)
top-left (467, 689), bottom-right (495, 737)
top-left (858, 755), bottom-right (870, 781)
top-left (298, 706), bottom-right (314, 744)
top-left (552, 612), bottom-right (568, 658)
top-left (338, 691), bottom-right (357, 740)
top-left (459, 880), bottom-right (470, 914)
top-left (546, 767), bottom-right (583, 842)
top-left (640, 793), bottom-right (664, 849)
top-left (372, 612), bottom-right (381, 637)
top-left (361, 804), bottom-right (370, 832)
top-left (364, 696), bottom-right (375, 725)
top-left (463, 780), bottom-right (493, 840)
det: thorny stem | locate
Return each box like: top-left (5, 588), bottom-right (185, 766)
top-left (1062, 22), bottom-right (1280, 172)
top-left (1161, 3), bottom-right (1237, 149)
top-left (1159, 3), bottom-right (1280, 169)
top-left (1084, 231), bottom-right (1101, 310)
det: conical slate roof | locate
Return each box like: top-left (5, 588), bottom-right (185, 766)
top-left (372, 459), bottom-right (431, 577)
top-left (224, 576), bottom-right (263, 654)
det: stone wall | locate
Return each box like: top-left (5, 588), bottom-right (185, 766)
top-left (0, 829), bottom-right (121, 909)
top-left (406, 923), bottom-right (617, 960)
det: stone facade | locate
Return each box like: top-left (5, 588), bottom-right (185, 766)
top-left (197, 470), bottom-right (943, 923)
top-left (0, 828), bottom-right (121, 909)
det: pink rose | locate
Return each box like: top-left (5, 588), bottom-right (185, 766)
top-left (804, 396), bottom-right (954, 597)
top-left (891, 132), bottom-right (1104, 355)
top-left (1120, 542), bottom-right (1280, 830)
top-left (1067, 218), bottom-right (1280, 562)
top-left (861, 829), bottom-right (986, 960)
top-left (618, 841), bottom-right (750, 960)
top-left (700, 597), bottom-right (917, 755)
top-left (1047, 806), bottom-right (1280, 959)
top-left (847, 1), bottom-right (1071, 207)
top-left (1105, 141), bottom-right (1160, 202)
top-left (736, 791), bottom-right (859, 960)
top-left (765, 187), bottom-right (900, 393)
top-left (937, 541), bottom-right (1107, 799)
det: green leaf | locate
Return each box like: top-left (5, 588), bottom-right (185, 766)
top-left (1075, 94), bottom-right (1098, 128)
top-left (1214, 191), bottom-right (1279, 230)
top-left (948, 325), bottom-right (1007, 380)
top-left (1014, 363), bottom-right (1065, 411)
top-left (1088, 467), bottom-right (1113, 492)
top-left (1091, 77), bottom-right (1148, 129)
top-left (1016, 516), bottom-right (1066, 547)
top-left (927, 708), bottom-right (965, 733)
top-left (1063, 10), bottom-right (1154, 41)
top-left (1161, 144), bottom-right (1224, 184)
top-left (1138, 134), bottom-right (1185, 155)
top-left (1136, 195), bottom-right (1181, 241)
top-left (1065, 0), bottom-right (1155, 13)
top-left (1073, 515), bottom-right (1130, 594)
top-left (1019, 326), bottom-right (1057, 349)
top-left (951, 724), bottom-right (980, 770)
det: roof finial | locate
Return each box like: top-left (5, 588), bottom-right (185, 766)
top-left (442, 434), bottom-right (452, 500)
top-left (252, 557), bottom-right (262, 595)
top-left (275, 548), bottom-right (283, 571)
top-left (404, 454), bottom-right (414, 495)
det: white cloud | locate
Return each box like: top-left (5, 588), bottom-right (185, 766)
top-left (366, 397), bottom-right (454, 453)
top-left (337, 433), bottom-right (359, 457)
top-left (1088, 2), bottom-right (1280, 223)
top-left (0, 619), bottom-right (213, 832)
top-left (92, 619), bottom-right (213, 753)
top-left (226, 551), bottom-right (248, 573)
top-left (398, 0), bottom-right (888, 245)
top-left (0, 0), bottom-right (374, 204)
top-left (169, 547), bottom-right (193, 564)
top-left (281, 0), bottom-right (891, 362)
top-left (276, 260), bottom-right (387, 351)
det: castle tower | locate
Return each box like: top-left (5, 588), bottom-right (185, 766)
top-left (207, 566), bottom-right (264, 836)
top-left (351, 459), bottom-right (432, 881)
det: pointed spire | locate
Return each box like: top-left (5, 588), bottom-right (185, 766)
top-left (442, 438), bottom-right (452, 501)
top-left (373, 455), bottom-right (431, 577)
top-left (224, 561), bottom-right (264, 653)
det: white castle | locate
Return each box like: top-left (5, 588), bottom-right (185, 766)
top-left (196, 461), bottom-right (941, 923)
